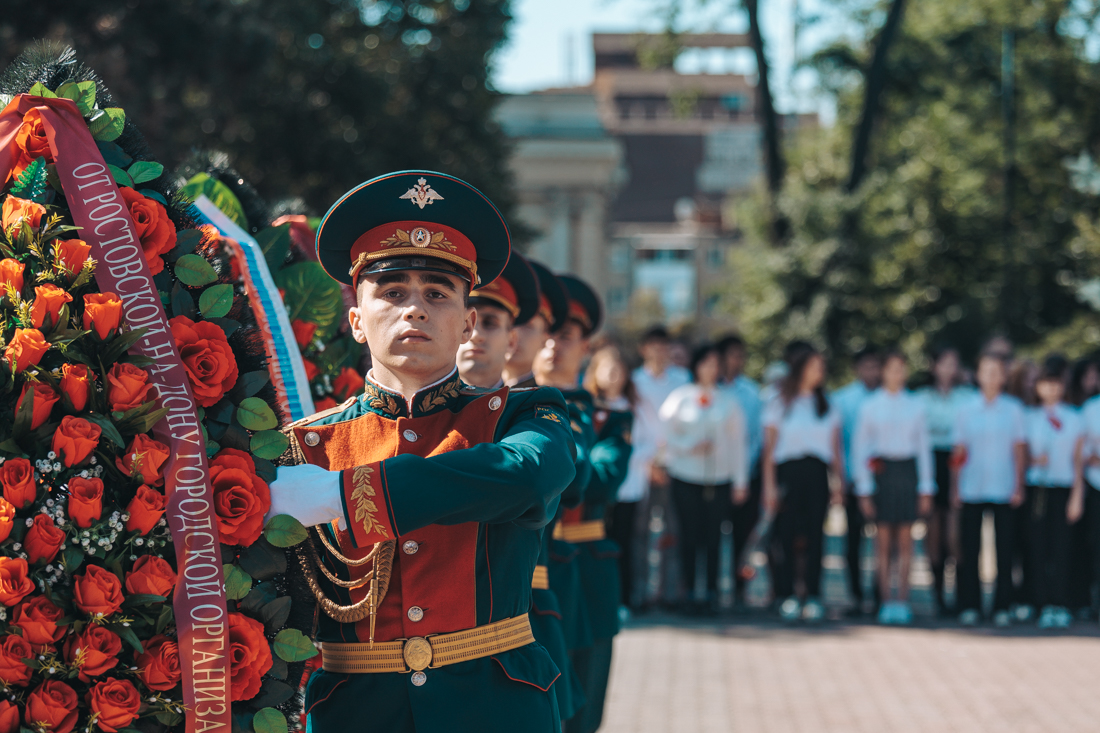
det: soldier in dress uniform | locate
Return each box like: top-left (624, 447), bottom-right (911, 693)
top-left (266, 171), bottom-right (578, 733)
top-left (534, 275), bottom-right (633, 733)
top-left (504, 259), bottom-right (570, 389)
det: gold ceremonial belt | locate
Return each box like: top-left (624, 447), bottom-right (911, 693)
top-left (552, 520), bottom-right (605, 543)
top-left (531, 564), bottom-right (549, 590)
top-left (320, 614), bottom-right (534, 674)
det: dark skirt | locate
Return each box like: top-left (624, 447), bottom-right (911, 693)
top-left (874, 458), bottom-right (919, 524)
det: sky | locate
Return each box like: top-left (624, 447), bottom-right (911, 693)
top-left (490, 0), bottom-right (844, 115)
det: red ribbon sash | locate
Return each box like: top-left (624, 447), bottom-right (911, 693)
top-left (0, 96), bottom-right (231, 733)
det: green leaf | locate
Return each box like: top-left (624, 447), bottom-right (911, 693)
top-left (251, 680), bottom-right (295, 709)
top-left (27, 82), bottom-right (56, 98)
top-left (198, 283), bottom-right (234, 318)
top-left (56, 80), bottom-right (96, 115)
top-left (250, 430), bottom-right (290, 461)
top-left (96, 141), bottom-right (132, 169)
top-left (62, 545), bottom-right (84, 573)
top-left (139, 189), bottom-right (167, 206)
top-left (260, 596), bottom-right (292, 634)
top-left (88, 107), bottom-right (126, 142)
top-left (263, 514), bottom-right (306, 548)
top-left (180, 172), bottom-right (248, 230)
top-left (154, 603), bottom-right (174, 634)
top-left (240, 580), bottom-right (277, 614)
top-left (272, 629), bottom-right (318, 662)
top-left (238, 538), bottom-right (286, 579)
top-left (109, 622), bottom-right (144, 654)
top-left (9, 157), bottom-right (49, 202)
top-left (255, 225), bottom-right (292, 273)
top-left (101, 326), bottom-right (151, 366)
top-left (252, 708), bottom-right (288, 733)
top-left (84, 414), bottom-right (126, 449)
top-left (230, 370), bottom-right (270, 401)
top-left (207, 317), bottom-right (240, 338)
top-left (123, 593), bottom-right (167, 606)
top-left (174, 254), bottom-right (218, 287)
top-left (12, 383), bottom-right (35, 439)
top-left (223, 563), bottom-right (253, 600)
top-left (267, 656), bottom-right (288, 680)
top-left (273, 262), bottom-right (344, 341)
top-left (170, 281), bottom-right (197, 320)
top-left (236, 397), bottom-right (278, 431)
top-left (108, 164), bottom-right (133, 188)
top-left (127, 160), bottom-right (164, 184)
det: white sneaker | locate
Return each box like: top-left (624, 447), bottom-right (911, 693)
top-left (1054, 607), bottom-right (1072, 629)
top-left (1014, 604), bottom-right (1035, 623)
top-left (779, 596), bottom-right (801, 621)
top-left (877, 602), bottom-right (896, 625)
top-left (1038, 606), bottom-right (1057, 630)
top-left (958, 609), bottom-right (980, 626)
top-left (895, 602), bottom-right (913, 625)
top-left (802, 597), bottom-right (825, 622)
top-left (993, 610), bottom-right (1012, 627)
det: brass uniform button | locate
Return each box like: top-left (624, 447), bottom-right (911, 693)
top-left (403, 429), bottom-right (418, 442)
top-left (403, 540), bottom-right (419, 555)
top-left (489, 396), bottom-right (502, 411)
top-left (304, 431), bottom-right (320, 447)
top-left (411, 671), bottom-right (427, 686)
top-left (408, 606), bottom-right (424, 622)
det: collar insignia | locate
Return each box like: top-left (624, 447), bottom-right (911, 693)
top-left (400, 178), bottom-right (444, 210)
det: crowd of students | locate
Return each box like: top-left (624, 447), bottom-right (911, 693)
top-left (609, 327), bottom-right (1100, 629)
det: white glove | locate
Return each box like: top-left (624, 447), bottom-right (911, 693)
top-left (266, 463), bottom-right (346, 529)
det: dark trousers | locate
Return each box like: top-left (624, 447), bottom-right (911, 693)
top-left (772, 458), bottom-right (830, 599)
top-left (932, 450), bottom-right (952, 604)
top-left (670, 478), bottom-right (730, 600)
top-left (1028, 486), bottom-right (1072, 608)
top-left (958, 502), bottom-right (1015, 614)
top-left (1068, 492), bottom-right (1093, 611)
top-left (730, 471), bottom-right (762, 595)
top-left (1011, 487), bottom-right (1035, 608)
top-left (606, 500), bottom-right (639, 607)
top-left (845, 491), bottom-right (865, 602)
top-left (1087, 489), bottom-right (1100, 608)
top-left (564, 638), bottom-right (613, 733)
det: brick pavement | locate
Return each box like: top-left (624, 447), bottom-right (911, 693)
top-left (600, 615), bottom-right (1100, 733)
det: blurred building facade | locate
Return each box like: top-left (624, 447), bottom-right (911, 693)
top-left (496, 32), bottom-right (816, 334)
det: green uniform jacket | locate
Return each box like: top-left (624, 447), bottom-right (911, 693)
top-left (285, 372), bottom-right (576, 733)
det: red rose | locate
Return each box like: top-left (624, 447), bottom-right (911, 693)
top-left (169, 316), bottom-right (239, 407)
top-left (333, 366), bottom-right (365, 400)
top-left (60, 363), bottom-right (94, 412)
top-left (1, 195), bottom-right (46, 232)
top-left (136, 634), bottom-right (181, 691)
top-left (8, 109), bottom-right (55, 183)
top-left (227, 612), bottom-right (273, 701)
top-left (25, 513), bottom-right (64, 565)
top-left (86, 677), bottom-right (141, 733)
top-left (0, 558), bottom-right (33, 606)
top-left (210, 448), bottom-right (271, 546)
top-left (115, 433), bottom-right (169, 485)
top-left (17, 380), bottom-right (58, 430)
top-left (54, 239), bottom-right (91, 278)
top-left (124, 555), bottom-right (176, 598)
top-left (83, 292), bottom-right (124, 341)
top-left (52, 415), bottom-right (102, 466)
top-left (12, 595), bottom-right (65, 649)
top-left (73, 565), bottom-right (124, 618)
top-left (0, 457), bottom-right (36, 509)
top-left (0, 700), bottom-right (18, 733)
top-left (106, 362), bottom-right (152, 413)
top-left (4, 328), bottom-right (48, 373)
top-left (125, 485), bottom-right (167, 535)
top-left (29, 283), bottom-right (72, 330)
top-left (68, 476), bottom-right (104, 528)
top-left (63, 625), bottom-right (122, 683)
top-left (291, 319), bottom-right (317, 348)
top-left (0, 499), bottom-right (13, 543)
top-left (25, 680), bottom-right (78, 733)
top-left (0, 634), bottom-right (33, 686)
top-left (119, 187), bottom-right (177, 276)
top-left (0, 258), bottom-right (24, 295)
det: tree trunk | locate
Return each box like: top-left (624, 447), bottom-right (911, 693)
top-left (846, 0), bottom-right (908, 193)
top-left (745, 0), bottom-right (786, 242)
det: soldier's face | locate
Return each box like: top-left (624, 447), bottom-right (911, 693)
top-left (534, 321), bottom-right (588, 386)
top-left (506, 314), bottom-right (550, 374)
top-left (349, 270), bottom-right (475, 382)
top-left (457, 303), bottom-right (516, 388)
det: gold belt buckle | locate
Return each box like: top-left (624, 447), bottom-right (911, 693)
top-left (402, 637), bottom-right (433, 672)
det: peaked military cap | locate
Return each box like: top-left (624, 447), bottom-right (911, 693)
top-left (527, 259), bottom-right (569, 333)
top-left (470, 252), bottom-right (540, 326)
top-left (316, 170), bottom-right (511, 287)
top-left (557, 273), bottom-right (602, 337)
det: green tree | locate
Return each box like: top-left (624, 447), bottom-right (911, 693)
top-left (0, 0), bottom-right (517, 218)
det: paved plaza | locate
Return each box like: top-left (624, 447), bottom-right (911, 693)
top-left (601, 615), bottom-right (1100, 733)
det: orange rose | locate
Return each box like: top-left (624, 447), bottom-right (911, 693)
top-left (210, 448), bottom-right (271, 546)
top-left (25, 514), bottom-right (64, 565)
top-left (227, 612), bottom-right (273, 701)
top-left (17, 381), bottom-right (58, 430)
top-left (106, 362), bottom-right (151, 413)
top-left (9, 109), bottom-right (55, 183)
top-left (333, 366), bottom-right (365, 400)
top-left (63, 625), bottom-right (121, 683)
top-left (0, 558), bottom-right (34, 606)
top-left (169, 316), bottom-right (239, 407)
top-left (136, 634), bottom-right (181, 691)
top-left (83, 292), bottom-right (123, 341)
top-left (313, 396), bottom-right (337, 411)
top-left (86, 677), bottom-right (140, 733)
top-left (25, 680), bottom-right (78, 733)
top-left (115, 433), bottom-right (169, 485)
top-left (1, 195), bottom-right (46, 232)
top-left (73, 565), bottom-right (124, 618)
top-left (29, 284), bottom-right (72, 330)
top-left (302, 358), bottom-right (320, 382)
top-left (12, 595), bottom-right (65, 649)
top-left (52, 415), bottom-right (101, 466)
top-left (0, 634), bottom-right (33, 687)
top-left (4, 328), bottom-right (48, 373)
top-left (0, 457), bottom-right (36, 509)
top-left (68, 477), bottom-right (103, 529)
top-left (119, 187), bottom-right (177, 276)
top-left (0, 499), bottom-right (13, 543)
top-left (60, 363), bottom-right (94, 412)
top-left (54, 239), bottom-right (91, 277)
top-left (0, 258), bottom-right (24, 295)
top-left (124, 555), bottom-right (176, 598)
top-left (0, 700), bottom-right (18, 733)
top-left (125, 485), bottom-right (166, 535)
top-left (291, 319), bottom-right (317, 348)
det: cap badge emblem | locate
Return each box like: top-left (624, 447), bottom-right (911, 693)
top-left (380, 227), bottom-right (457, 253)
top-left (400, 177), bottom-right (444, 209)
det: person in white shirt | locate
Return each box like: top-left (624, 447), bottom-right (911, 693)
top-left (1071, 357), bottom-right (1100, 617)
top-left (660, 344), bottom-right (748, 613)
top-left (853, 351), bottom-right (934, 625)
top-left (832, 347), bottom-right (883, 608)
top-left (762, 342), bottom-right (844, 622)
top-left (952, 352), bottom-right (1028, 626)
top-left (1025, 355), bottom-right (1086, 629)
